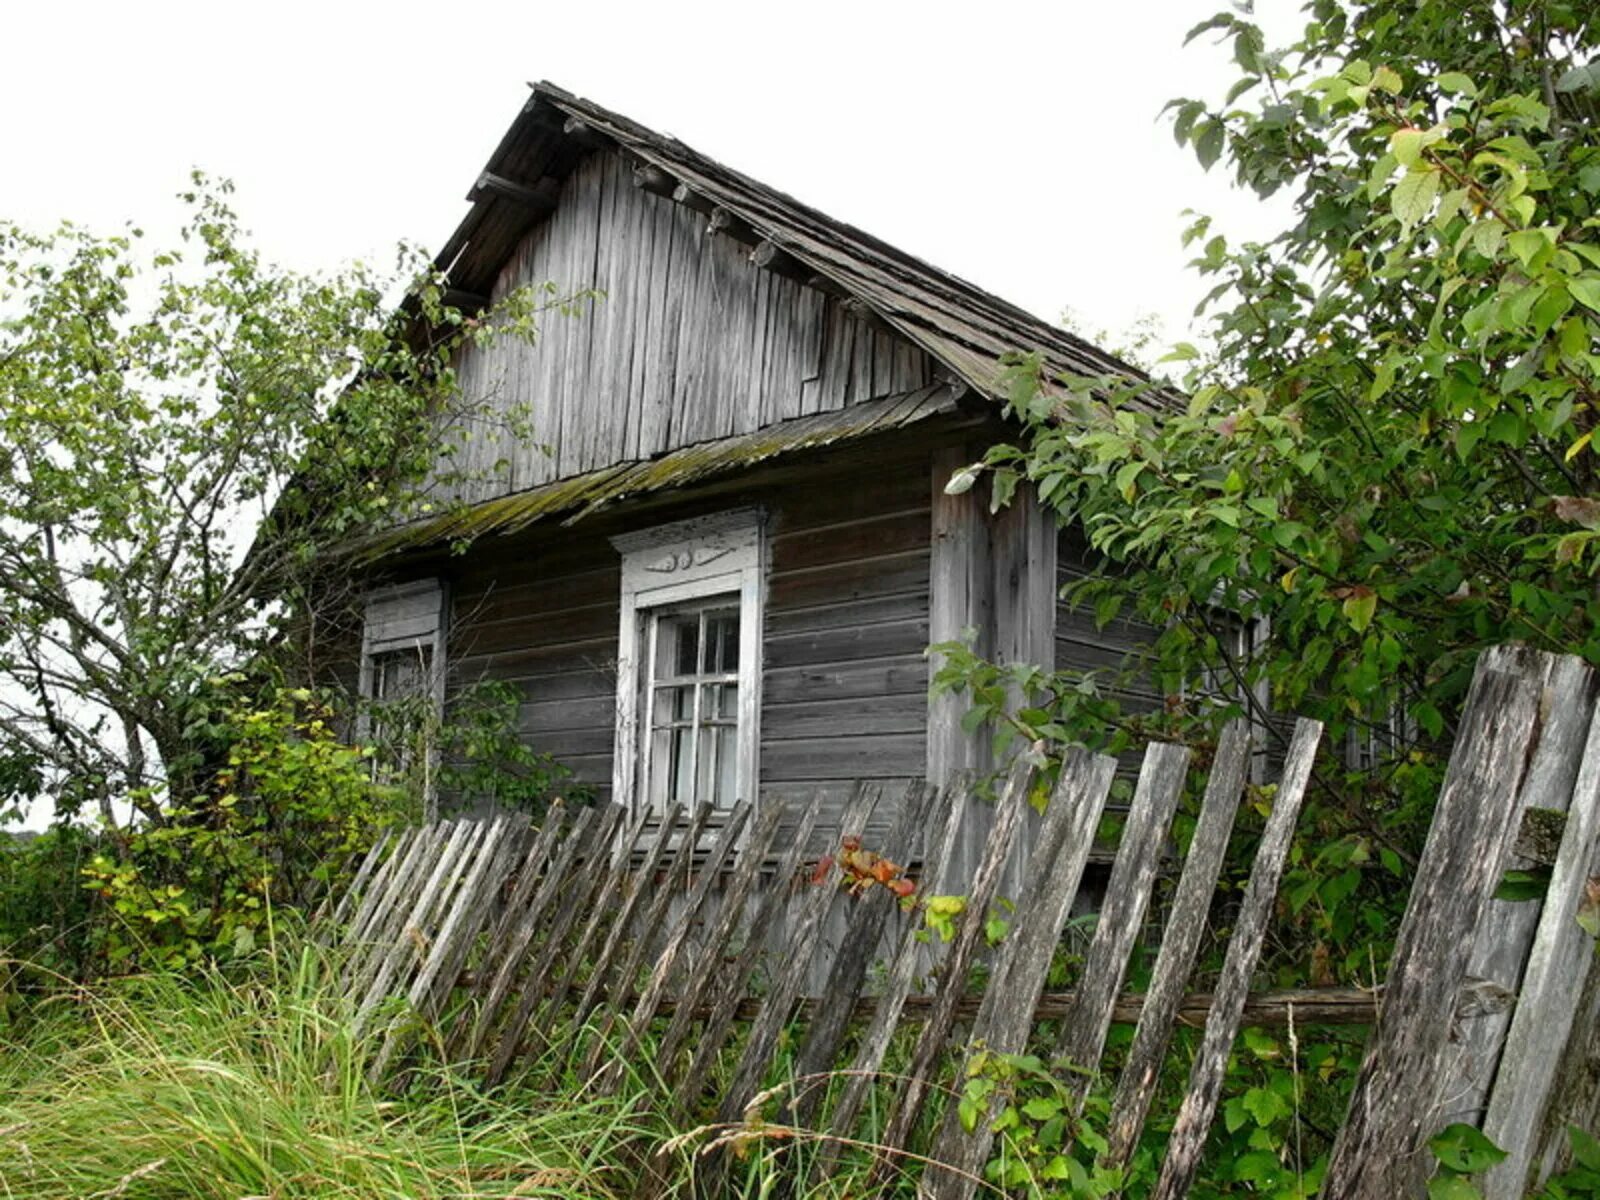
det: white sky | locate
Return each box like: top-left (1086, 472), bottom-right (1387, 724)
top-left (3, 0), bottom-right (1303, 349)
top-left (3, 0), bottom-right (1306, 830)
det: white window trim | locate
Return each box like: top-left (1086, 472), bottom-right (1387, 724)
top-left (610, 509), bottom-right (766, 814)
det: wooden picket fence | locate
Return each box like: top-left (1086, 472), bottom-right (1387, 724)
top-left (325, 644), bottom-right (1600, 1198)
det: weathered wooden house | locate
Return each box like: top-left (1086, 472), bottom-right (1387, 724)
top-left (356, 83), bottom-right (1160, 845)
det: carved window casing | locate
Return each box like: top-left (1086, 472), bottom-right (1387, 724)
top-left (610, 510), bottom-right (766, 813)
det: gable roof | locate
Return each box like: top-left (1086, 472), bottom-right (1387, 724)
top-left (435, 82), bottom-right (1152, 405)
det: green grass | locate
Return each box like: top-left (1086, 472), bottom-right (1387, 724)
top-left (0, 940), bottom-right (666, 1199)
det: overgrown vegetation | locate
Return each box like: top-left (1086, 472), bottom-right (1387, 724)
top-left (928, 0), bottom-right (1600, 1193)
top-left (0, 940), bottom-right (664, 1199)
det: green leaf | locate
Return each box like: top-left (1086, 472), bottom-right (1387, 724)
top-left (1343, 588), bottom-right (1378, 632)
top-left (1195, 119), bottom-right (1226, 171)
top-left (1436, 71), bottom-right (1477, 97)
top-left (1428, 1177), bottom-right (1484, 1200)
top-left (1392, 168), bottom-right (1441, 231)
top-left (1570, 277), bottom-right (1600, 314)
top-left (1430, 1123), bottom-right (1509, 1173)
top-left (1021, 1097), bottom-right (1061, 1121)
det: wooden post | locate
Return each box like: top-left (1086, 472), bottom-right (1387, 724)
top-left (1321, 648), bottom-right (1546, 1199)
top-left (1480, 668), bottom-right (1600, 1197)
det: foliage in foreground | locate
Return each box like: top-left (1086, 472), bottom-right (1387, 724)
top-left (933, 1), bottom-right (1600, 1193)
top-left (0, 940), bottom-right (660, 1200)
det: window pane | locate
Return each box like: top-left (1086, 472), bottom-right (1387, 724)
top-left (709, 611), bottom-right (739, 672)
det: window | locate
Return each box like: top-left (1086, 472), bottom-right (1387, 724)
top-left (611, 511), bottom-right (765, 814)
top-left (359, 579), bottom-right (447, 813)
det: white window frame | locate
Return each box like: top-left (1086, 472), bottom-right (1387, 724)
top-left (610, 510), bottom-right (766, 814)
top-left (358, 578), bottom-right (448, 815)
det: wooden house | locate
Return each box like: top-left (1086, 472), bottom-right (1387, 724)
top-left (354, 83), bottom-right (1162, 849)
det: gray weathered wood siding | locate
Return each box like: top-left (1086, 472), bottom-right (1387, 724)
top-left (448, 536), bottom-right (622, 800)
top-left (1055, 533), bottom-right (1163, 715)
top-left (445, 150), bottom-right (937, 503)
top-left (443, 447), bottom-right (935, 815)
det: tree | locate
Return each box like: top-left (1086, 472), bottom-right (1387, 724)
top-left (0, 176), bottom-right (562, 829)
top-left (960, 0), bottom-right (1599, 793)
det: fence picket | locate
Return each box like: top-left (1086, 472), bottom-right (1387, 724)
top-left (1153, 718), bottom-right (1323, 1200)
top-left (1057, 741), bottom-right (1191, 1102)
top-left (1104, 720), bottom-right (1253, 1170)
top-left (923, 746), bottom-right (1119, 1200)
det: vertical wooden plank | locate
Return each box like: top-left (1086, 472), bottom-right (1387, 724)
top-left (1320, 649), bottom-right (1549, 1199)
top-left (1480, 671), bottom-right (1600, 1198)
top-left (715, 786), bottom-right (884, 1123)
top-left (785, 781), bottom-right (935, 1128)
top-left (1056, 741), bottom-right (1191, 1095)
top-left (654, 801), bottom-right (788, 1071)
top-left (923, 746), bottom-right (1119, 1200)
top-left (928, 445), bottom-right (993, 888)
top-left (1441, 654), bottom-right (1597, 1128)
top-left (825, 779), bottom-right (968, 1145)
top-left (1152, 719), bottom-right (1327, 1200)
top-left (870, 758), bottom-right (1034, 1179)
top-left (483, 804), bottom-right (624, 1082)
top-left (1104, 720), bottom-right (1254, 1169)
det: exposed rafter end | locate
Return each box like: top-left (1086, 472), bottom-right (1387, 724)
top-left (840, 295), bottom-right (896, 337)
top-left (561, 116), bottom-right (607, 148)
top-left (443, 288), bottom-right (491, 313)
top-left (630, 159), bottom-right (676, 197)
top-left (671, 182), bottom-right (716, 216)
top-left (707, 206), bottom-right (754, 244)
top-left (749, 240), bottom-right (812, 287)
top-left (470, 171), bottom-right (560, 212)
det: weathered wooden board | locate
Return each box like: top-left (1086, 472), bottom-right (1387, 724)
top-left (1480, 668), bottom-right (1600, 1198)
top-left (1321, 647), bottom-right (1544, 1199)
top-left (1152, 718), bottom-right (1322, 1200)
top-left (1105, 720), bottom-right (1253, 1169)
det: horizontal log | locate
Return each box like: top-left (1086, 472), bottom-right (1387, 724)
top-left (471, 171), bottom-right (560, 213)
top-left (561, 116), bottom-right (606, 147)
top-left (630, 159), bottom-right (675, 197)
top-left (671, 182), bottom-right (716, 216)
top-left (461, 980), bottom-right (1513, 1032)
top-left (751, 239), bottom-right (813, 287)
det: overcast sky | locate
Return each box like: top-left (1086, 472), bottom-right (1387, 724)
top-left (5, 0), bottom-right (1304, 351)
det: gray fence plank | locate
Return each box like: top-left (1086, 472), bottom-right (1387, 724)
top-left (1152, 718), bottom-right (1321, 1200)
top-left (1104, 719), bottom-right (1253, 1170)
top-left (1057, 741), bottom-right (1192, 1101)
top-left (1320, 647), bottom-right (1547, 1199)
top-left (924, 746), bottom-right (1119, 1200)
top-left (1481, 671), bottom-right (1600, 1197)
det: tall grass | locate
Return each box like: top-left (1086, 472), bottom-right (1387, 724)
top-left (0, 940), bottom-right (663, 1199)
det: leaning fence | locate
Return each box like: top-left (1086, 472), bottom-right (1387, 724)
top-left (324, 643), bottom-right (1600, 1198)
